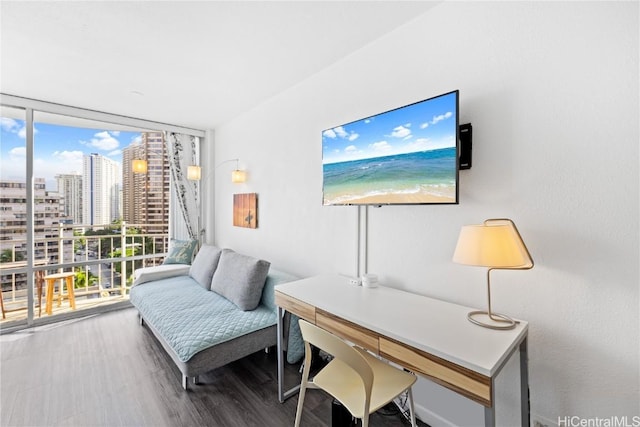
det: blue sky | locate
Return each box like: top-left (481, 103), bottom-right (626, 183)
top-left (322, 91), bottom-right (458, 165)
top-left (0, 118), bottom-right (142, 189)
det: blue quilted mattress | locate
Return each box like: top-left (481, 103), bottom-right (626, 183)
top-left (130, 275), bottom-right (277, 363)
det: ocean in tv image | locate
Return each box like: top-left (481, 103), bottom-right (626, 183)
top-left (323, 148), bottom-right (456, 205)
top-left (322, 91), bottom-right (458, 205)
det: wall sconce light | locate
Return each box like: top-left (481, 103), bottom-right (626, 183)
top-left (187, 165), bottom-right (202, 181)
top-left (231, 169), bottom-right (246, 183)
top-left (452, 218), bottom-right (534, 330)
top-left (132, 159), bottom-right (148, 174)
top-left (187, 158), bottom-right (246, 183)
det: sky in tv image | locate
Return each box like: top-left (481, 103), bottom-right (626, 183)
top-left (322, 91), bottom-right (457, 165)
top-left (322, 91), bottom-right (458, 206)
top-left (0, 117), bottom-right (141, 189)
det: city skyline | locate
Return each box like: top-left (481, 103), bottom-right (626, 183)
top-left (0, 117), bottom-right (142, 190)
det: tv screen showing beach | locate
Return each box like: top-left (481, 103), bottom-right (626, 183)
top-left (322, 90), bottom-right (459, 206)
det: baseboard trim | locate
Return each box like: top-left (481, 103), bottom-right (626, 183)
top-left (415, 402), bottom-right (457, 427)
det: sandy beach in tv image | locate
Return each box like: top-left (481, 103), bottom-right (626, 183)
top-left (322, 92), bottom-right (458, 205)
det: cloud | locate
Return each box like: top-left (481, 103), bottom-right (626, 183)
top-left (431, 111), bottom-right (453, 125)
top-left (82, 130), bottom-right (120, 151)
top-left (344, 145), bottom-right (357, 152)
top-left (323, 129), bottom-right (336, 139)
top-left (1, 117), bottom-right (19, 132)
top-left (108, 149), bottom-right (122, 157)
top-left (403, 136), bottom-right (453, 153)
top-left (369, 141), bottom-right (392, 152)
top-left (420, 122), bottom-right (429, 129)
top-left (334, 126), bottom-right (349, 139)
top-left (51, 151), bottom-right (84, 175)
top-left (52, 150), bottom-right (84, 163)
top-left (390, 125), bottom-right (411, 139)
top-left (404, 138), bottom-right (431, 152)
top-left (9, 146), bottom-right (26, 157)
top-left (1, 118), bottom-right (36, 139)
top-left (325, 126), bottom-right (358, 142)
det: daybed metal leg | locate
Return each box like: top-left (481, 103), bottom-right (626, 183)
top-left (138, 315), bottom-right (144, 326)
top-left (182, 375), bottom-right (189, 390)
top-left (193, 376), bottom-right (200, 385)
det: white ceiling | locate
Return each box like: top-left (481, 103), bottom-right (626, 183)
top-left (0, 1), bottom-right (438, 131)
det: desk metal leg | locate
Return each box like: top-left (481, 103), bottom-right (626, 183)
top-left (277, 307), bottom-right (300, 403)
top-left (520, 337), bottom-right (530, 427)
top-left (484, 335), bottom-right (529, 427)
top-left (277, 306), bottom-right (286, 402)
top-left (484, 380), bottom-right (496, 427)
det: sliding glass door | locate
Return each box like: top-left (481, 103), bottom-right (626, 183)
top-left (0, 97), bottom-right (204, 329)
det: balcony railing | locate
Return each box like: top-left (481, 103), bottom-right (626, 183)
top-left (0, 222), bottom-right (169, 327)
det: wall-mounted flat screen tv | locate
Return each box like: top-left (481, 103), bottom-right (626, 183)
top-left (322, 90), bottom-right (459, 206)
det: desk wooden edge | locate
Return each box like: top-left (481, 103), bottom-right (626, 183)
top-left (379, 336), bottom-right (491, 407)
top-left (275, 291), bottom-right (315, 323)
top-left (275, 290), bottom-right (493, 408)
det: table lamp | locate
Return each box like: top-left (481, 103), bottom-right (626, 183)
top-left (452, 218), bottom-right (534, 330)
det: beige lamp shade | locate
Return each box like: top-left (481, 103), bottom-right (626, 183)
top-left (453, 220), bottom-right (533, 269)
top-left (132, 159), bottom-right (148, 174)
top-left (231, 169), bottom-right (246, 183)
top-left (187, 165), bottom-right (202, 181)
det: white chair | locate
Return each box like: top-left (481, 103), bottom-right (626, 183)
top-left (294, 319), bottom-right (417, 427)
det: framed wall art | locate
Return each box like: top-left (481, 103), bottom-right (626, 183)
top-left (233, 193), bottom-right (258, 228)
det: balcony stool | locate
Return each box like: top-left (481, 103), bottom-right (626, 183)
top-left (43, 272), bottom-right (76, 315)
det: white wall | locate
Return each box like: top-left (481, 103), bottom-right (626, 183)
top-left (212, 2), bottom-right (639, 425)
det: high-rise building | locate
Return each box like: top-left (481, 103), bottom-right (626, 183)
top-left (122, 142), bottom-right (144, 226)
top-left (56, 173), bottom-right (82, 224)
top-left (82, 153), bottom-right (120, 228)
top-left (122, 132), bottom-right (169, 234)
top-left (0, 178), bottom-right (72, 291)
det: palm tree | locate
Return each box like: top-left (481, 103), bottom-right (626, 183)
top-left (74, 268), bottom-right (98, 289)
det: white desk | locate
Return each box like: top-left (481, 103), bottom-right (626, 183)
top-left (275, 274), bottom-right (529, 426)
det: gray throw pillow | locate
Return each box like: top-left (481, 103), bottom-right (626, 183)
top-left (189, 244), bottom-right (222, 289)
top-left (210, 249), bottom-right (271, 311)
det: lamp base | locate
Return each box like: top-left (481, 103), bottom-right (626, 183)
top-left (467, 310), bottom-right (518, 330)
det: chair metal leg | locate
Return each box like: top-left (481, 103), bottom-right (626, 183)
top-left (182, 375), bottom-right (189, 390)
top-left (407, 388), bottom-right (417, 427)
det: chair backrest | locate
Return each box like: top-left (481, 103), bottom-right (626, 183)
top-left (298, 320), bottom-right (374, 395)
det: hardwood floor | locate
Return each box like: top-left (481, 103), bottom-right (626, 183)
top-left (0, 308), bottom-right (425, 427)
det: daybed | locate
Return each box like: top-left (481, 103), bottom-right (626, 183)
top-left (129, 244), bottom-right (300, 390)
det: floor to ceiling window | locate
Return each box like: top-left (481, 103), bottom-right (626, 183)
top-left (0, 96), bottom-right (204, 331)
